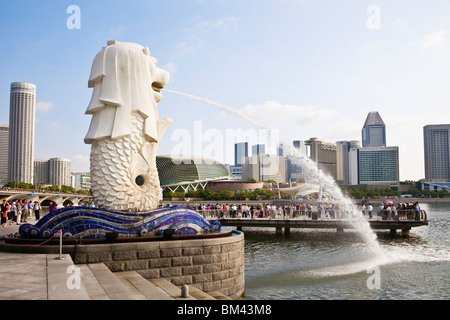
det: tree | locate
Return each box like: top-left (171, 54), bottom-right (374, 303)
top-left (438, 190), bottom-right (449, 198)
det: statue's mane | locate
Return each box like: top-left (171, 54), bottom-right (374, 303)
top-left (84, 41), bottom-right (169, 144)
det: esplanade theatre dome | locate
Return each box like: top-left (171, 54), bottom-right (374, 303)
top-left (156, 155), bottom-right (231, 187)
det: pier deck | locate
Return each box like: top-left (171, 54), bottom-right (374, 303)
top-left (218, 215), bottom-right (428, 237)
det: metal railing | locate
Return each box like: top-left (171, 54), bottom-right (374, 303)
top-left (194, 208), bottom-right (428, 222)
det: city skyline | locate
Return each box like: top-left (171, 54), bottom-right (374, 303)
top-left (2, 1), bottom-right (450, 181)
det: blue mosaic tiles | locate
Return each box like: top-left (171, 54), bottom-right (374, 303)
top-left (18, 206), bottom-right (221, 239)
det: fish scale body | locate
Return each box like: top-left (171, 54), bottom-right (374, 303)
top-left (90, 113), bottom-right (160, 212)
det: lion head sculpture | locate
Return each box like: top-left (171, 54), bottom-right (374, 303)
top-left (84, 40), bottom-right (172, 144)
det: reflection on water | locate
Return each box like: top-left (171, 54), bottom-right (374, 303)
top-left (243, 202), bottom-right (450, 300)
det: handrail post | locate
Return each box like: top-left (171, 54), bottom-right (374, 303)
top-left (55, 229), bottom-right (65, 260)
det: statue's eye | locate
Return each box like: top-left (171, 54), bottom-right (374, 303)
top-left (135, 175), bottom-right (145, 186)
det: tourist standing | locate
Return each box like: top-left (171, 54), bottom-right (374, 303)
top-left (26, 200), bottom-right (33, 221)
top-left (379, 203), bottom-right (384, 217)
top-left (317, 203), bottom-right (323, 219)
top-left (34, 201), bottom-right (42, 220)
top-left (21, 200), bottom-right (28, 222)
top-left (367, 204), bottom-right (373, 219)
top-left (1, 200), bottom-right (8, 227)
top-left (16, 200), bottom-right (22, 224)
top-left (49, 202), bottom-right (57, 214)
top-left (386, 204), bottom-right (392, 220)
top-left (231, 204), bottom-right (237, 218)
top-left (10, 200), bottom-right (16, 224)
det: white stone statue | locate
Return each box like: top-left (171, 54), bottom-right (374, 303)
top-left (84, 40), bottom-right (172, 212)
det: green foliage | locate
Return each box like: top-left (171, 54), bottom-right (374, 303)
top-left (163, 188), bottom-right (275, 201)
top-left (340, 181), bottom-right (449, 199)
top-left (5, 181), bottom-right (76, 194)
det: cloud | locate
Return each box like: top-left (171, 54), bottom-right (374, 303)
top-left (162, 62), bottom-right (177, 76)
top-left (417, 29), bottom-right (448, 51)
top-left (36, 101), bottom-right (54, 112)
top-left (240, 101), bottom-right (339, 127)
top-left (177, 17), bottom-right (238, 54)
top-left (190, 16), bottom-right (238, 33)
top-left (109, 26), bottom-right (125, 36)
top-left (49, 121), bottom-right (60, 130)
top-left (236, 101), bottom-right (341, 141)
top-left (71, 154), bottom-right (90, 172)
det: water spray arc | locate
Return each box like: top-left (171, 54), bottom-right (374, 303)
top-left (164, 88), bottom-right (385, 258)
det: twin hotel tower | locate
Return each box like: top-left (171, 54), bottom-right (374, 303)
top-left (1, 82), bottom-right (449, 192)
top-left (0, 82), bottom-right (71, 189)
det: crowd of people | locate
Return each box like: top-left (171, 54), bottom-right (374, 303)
top-left (180, 201), bottom-right (423, 221)
top-left (1, 199), bottom-right (43, 227)
top-left (184, 202), bottom-right (349, 220)
top-left (357, 202), bottom-right (422, 220)
top-left (1, 198), bottom-right (424, 227)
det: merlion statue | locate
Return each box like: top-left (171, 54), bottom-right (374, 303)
top-left (16, 40), bottom-right (222, 240)
top-left (84, 40), bottom-right (172, 212)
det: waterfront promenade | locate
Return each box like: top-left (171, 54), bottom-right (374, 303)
top-left (0, 220), bottom-right (235, 301)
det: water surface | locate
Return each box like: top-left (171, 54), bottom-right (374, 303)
top-left (243, 202), bottom-right (450, 300)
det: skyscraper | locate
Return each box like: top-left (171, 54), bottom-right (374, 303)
top-left (34, 158), bottom-right (72, 187)
top-left (242, 154), bottom-right (285, 182)
top-left (356, 112), bottom-right (399, 186)
top-left (8, 82), bottom-right (36, 184)
top-left (0, 124), bottom-right (8, 186)
top-left (34, 159), bottom-right (49, 185)
top-left (362, 111), bottom-right (386, 147)
top-left (423, 124), bottom-right (450, 182)
top-left (252, 144), bottom-right (265, 155)
top-left (49, 158), bottom-right (72, 186)
top-left (234, 142), bottom-right (248, 167)
top-left (358, 146), bottom-right (399, 186)
top-left (305, 138), bottom-right (337, 180)
top-left (336, 140), bottom-right (360, 185)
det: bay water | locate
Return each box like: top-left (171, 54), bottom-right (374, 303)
top-left (242, 202), bottom-right (449, 300)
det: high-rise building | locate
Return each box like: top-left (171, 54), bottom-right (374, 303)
top-left (357, 111), bottom-right (399, 186)
top-left (34, 158), bottom-right (72, 187)
top-left (252, 144), bottom-right (265, 155)
top-left (423, 124), bottom-right (450, 182)
top-left (0, 124), bottom-right (8, 186)
top-left (292, 140), bottom-right (307, 156)
top-left (336, 140), bottom-right (360, 185)
top-left (358, 146), bottom-right (399, 186)
top-left (242, 154), bottom-right (285, 182)
top-left (362, 111), bottom-right (386, 148)
top-left (8, 82), bottom-right (36, 184)
top-left (277, 143), bottom-right (292, 157)
top-left (71, 172), bottom-right (92, 191)
top-left (305, 138), bottom-right (337, 180)
top-left (49, 158), bottom-right (71, 187)
top-left (234, 142), bottom-right (248, 167)
top-left (34, 159), bottom-right (50, 185)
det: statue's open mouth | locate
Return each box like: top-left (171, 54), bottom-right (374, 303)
top-left (152, 81), bottom-right (164, 93)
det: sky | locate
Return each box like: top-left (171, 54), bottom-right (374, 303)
top-left (1, 0), bottom-right (450, 181)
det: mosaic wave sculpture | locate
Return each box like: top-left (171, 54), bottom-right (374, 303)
top-left (18, 206), bottom-right (221, 240)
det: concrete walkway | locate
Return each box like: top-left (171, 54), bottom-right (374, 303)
top-left (0, 221), bottom-right (232, 300)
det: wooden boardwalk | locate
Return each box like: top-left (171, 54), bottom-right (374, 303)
top-left (218, 214), bottom-right (428, 237)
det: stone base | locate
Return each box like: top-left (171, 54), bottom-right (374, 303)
top-left (72, 230), bottom-right (245, 297)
